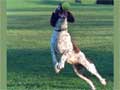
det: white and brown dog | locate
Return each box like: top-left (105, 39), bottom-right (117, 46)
top-left (50, 15), bottom-right (107, 90)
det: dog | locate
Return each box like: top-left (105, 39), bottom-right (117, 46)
top-left (50, 15), bottom-right (107, 90)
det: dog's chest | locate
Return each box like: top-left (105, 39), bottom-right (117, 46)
top-left (57, 31), bottom-right (73, 54)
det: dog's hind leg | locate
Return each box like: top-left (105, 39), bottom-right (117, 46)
top-left (50, 36), bottom-right (59, 73)
top-left (73, 64), bottom-right (96, 90)
top-left (86, 62), bottom-right (106, 86)
top-left (78, 51), bottom-right (107, 86)
top-left (51, 46), bottom-right (60, 73)
top-left (50, 45), bottom-right (57, 65)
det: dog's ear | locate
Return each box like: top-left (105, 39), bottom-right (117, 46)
top-left (72, 41), bottom-right (80, 53)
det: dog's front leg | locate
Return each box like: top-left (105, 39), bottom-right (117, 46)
top-left (59, 53), bottom-right (67, 69)
top-left (55, 53), bottom-right (68, 73)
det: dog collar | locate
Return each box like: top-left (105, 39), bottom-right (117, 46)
top-left (55, 28), bottom-right (67, 32)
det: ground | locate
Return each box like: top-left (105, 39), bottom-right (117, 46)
top-left (7, 0), bottom-right (113, 90)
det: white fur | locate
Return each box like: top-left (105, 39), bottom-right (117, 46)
top-left (50, 17), bottom-right (107, 90)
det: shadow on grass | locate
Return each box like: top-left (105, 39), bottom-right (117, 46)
top-left (7, 48), bottom-right (52, 73)
top-left (7, 47), bottom-right (113, 76)
top-left (7, 47), bottom-right (113, 90)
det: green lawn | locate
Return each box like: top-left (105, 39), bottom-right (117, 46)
top-left (7, 0), bottom-right (113, 90)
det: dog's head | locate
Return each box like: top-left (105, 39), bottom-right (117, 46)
top-left (55, 11), bottom-right (68, 31)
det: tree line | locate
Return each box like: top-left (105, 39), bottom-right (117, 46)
top-left (75, 0), bottom-right (113, 5)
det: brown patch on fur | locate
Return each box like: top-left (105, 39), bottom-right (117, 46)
top-left (72, 41), bottom-right (80, 53)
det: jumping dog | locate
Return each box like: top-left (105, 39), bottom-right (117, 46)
top-left (50, 10), bottom-right (107, 90)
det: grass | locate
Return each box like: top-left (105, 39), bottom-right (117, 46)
top-left (7, 0), bottom-right (113, 90)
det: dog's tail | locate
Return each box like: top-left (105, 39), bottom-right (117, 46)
top-left (73, 64), bottom-right (96, 90)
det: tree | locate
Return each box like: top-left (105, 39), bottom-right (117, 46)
top-left (75, 0), bottom-right (81, 3)
top-left (96, 0), bottom-right (113, 5)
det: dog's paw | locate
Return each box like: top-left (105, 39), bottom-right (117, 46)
top-left (101, 78), bottom-right (107, 86)
top-left (58, 62), bottom-right (64, 69)
top-left (92, 87), bottom-right (96, 90)
top-left (54, 63), bottom-right (60, 74)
